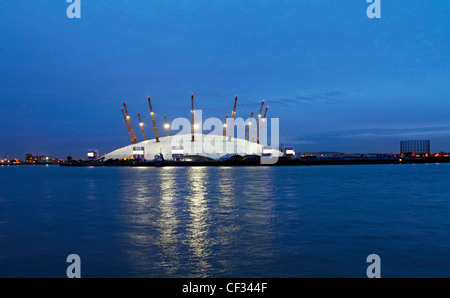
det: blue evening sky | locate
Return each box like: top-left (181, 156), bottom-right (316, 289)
top-left (1, 1), bottom-right (449, 158)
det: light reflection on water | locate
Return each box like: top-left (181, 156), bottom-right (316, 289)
top-left (154, 168), bottom-right (180, 276)
top-left (118, 166), bottom-right (278, 277)
top-left (186, 167), bottom-right (212, 276)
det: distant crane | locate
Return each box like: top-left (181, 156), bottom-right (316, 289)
top-left (3, 152), bottom-right (8, 161)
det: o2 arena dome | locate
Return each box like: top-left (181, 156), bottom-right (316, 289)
top-left (101, 94), bottom-right (282, 162)
top-left (102, 133), bottom-right (279, 161)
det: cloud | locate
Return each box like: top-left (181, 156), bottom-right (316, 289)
top-left (297, 126), bottom-right (450, 140)
top-left (271, 90), bottom-right (348, 106)
top-left (337, 126), bottom-right (450, 138)
top-left (293, 95), bottom-right (315, 102)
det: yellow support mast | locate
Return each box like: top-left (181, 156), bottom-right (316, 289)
top-left (138, 113), bottom-right (147, 141)
top-left (164, 115), bottom-right (170, 136)
top-left (257, 106), bottom-right (268, 144)
top-left (251, 100), bottom-right (264, 142)
top-left (121, 108), bottom-right (136, 144)
top-left (147, 96), bottom-right (160, 142)
top-left (223, 114), bottom-right (228, 136)
top-left (246, 112), bottom-right (254, 141)
top-left (191, 93), bottom-right (195, 142)
top-left (228, 95), bottom-right (238, 141)
top-left (123, 103), bottom-right (138, 144)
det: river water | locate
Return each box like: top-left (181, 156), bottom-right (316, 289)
top-left (0, 163), bottom-right (449, 277)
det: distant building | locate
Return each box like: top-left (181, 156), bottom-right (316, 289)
top-left (25, 154), bottom-right (33, 162)
top-left (400, 140), bottom-right (430, 155)
top-left (132, 147), bottom-right (145, 160)
top-left (282, 146), bottom-right (296, 158)
top-left (87, 149), bottom-right (99, 161)
top-left (25, 154), bottom-right (59, 164)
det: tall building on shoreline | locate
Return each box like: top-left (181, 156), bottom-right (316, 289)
top-left (400, 140), bottom-right (430, 155)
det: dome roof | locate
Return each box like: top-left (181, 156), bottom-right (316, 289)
top-left (103, 133), bottom-right (279, 161)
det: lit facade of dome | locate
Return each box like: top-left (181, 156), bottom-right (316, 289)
top-left (102, 133), bottom-right (280, 161)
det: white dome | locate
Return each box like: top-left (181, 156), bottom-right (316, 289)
top-left (103, 133), bottom-right (279, 161)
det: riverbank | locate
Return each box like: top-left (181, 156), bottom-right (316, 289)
top-left (58, 156), bottom-right (450, 167)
